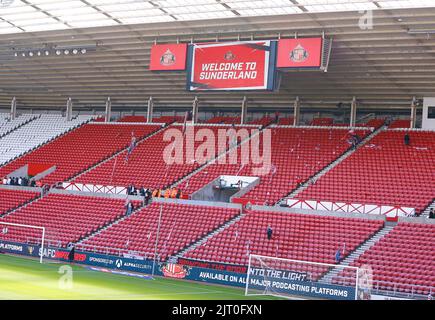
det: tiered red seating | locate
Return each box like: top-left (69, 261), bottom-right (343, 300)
top-left (0, 189), bottom-right (39, 215)
top-left (364, 119), bottom-right (385, 129)
top-left (0, 123), bottom-right (160, 186)
top-left (184, 210), bottom-right (384, 279)
top-left (205, 116), bottom-right (241, 124)
top-left (337, 223), bottom-right (435, 295)
top-left (79, 202), bottom-right (240, 261)
top-left (179, 127), bottom-right (371, 205)
top-left (75, 125), bottom-right (245, 189)
top-left (311, 118), bottom-right (334, 126)
top-left (118, 116), bottom-right (147, 123)
top-left (248, 116), bottom-right (274, 126)
top-left (389, 119), bottom-right (411, 129)
top-left (0, 194), bottom-right (140, 246)
top-left (297, 130), bottom-right (435, 213)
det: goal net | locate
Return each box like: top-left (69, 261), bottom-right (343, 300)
top-left (0, 221), bottom-right (46, 263)
top-left (245, 254), bottom-right (361, 300)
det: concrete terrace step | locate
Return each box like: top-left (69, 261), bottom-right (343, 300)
top-left (319, 225), bottom-right (395, 284)
top-left (279, 125), bottom-right (386, 204)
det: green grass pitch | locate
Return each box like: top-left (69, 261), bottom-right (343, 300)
top-left (0, 254), bottom-right (279, 300)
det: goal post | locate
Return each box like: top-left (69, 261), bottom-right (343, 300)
top-left (0, 221), bottom-right (45, 263)
top-left (245, 254), bottom-right (360, 300)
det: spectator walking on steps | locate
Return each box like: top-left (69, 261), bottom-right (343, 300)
top-left (125, 200), bottom-right (133, 216)
top-left (404, 132), bottom-right (410, 146)
top-left (267, 225), bottom-right (273, 240)
top-left (67, 242), bottom-right (75, 263)
top-left (429, 208), bottom-right (435, 219)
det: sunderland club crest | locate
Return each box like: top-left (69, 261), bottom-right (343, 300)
top-left (160, 49), bottom-right (176, 66)
top-left (161, 263), bottom-right (190, 279)
top-left (290, 44), bottom-right (309, 63)
top-left (224, 51), bottom-right (235, 61)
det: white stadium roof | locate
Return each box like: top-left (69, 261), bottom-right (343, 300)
top-left (0, 0), bottom-right (434, 34)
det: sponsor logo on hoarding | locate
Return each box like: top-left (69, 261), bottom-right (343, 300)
top-left (160, 49), bottom-right (176, 66)
top-left (0, 242), bottom-right (23, 252)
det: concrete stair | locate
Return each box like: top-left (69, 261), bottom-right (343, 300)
top-left (319, 224), bottom-right (395, 285)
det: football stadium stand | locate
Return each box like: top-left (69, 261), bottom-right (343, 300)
top-left (78, 202), bottom-right (240, 261)
top-left (183, 209), bottom-right (384, 279)
top-left (297, 130), bottom-right (435, 214)
top-left (0, 114), bottom-right (93, 166)
top-left (0, 193), bottom-right (141, 247)
top-left (0, 189), bottom-right (39, 215)
top-left (75, 124), bottom-right (250, 189)
top-left (338, 222), bottom-right (435, 295)
top-left (388, 119), bottom-right (411, 129)
top-left (0, 123), bottom-right (161, 186)
top-left (178, 127), bottom-right (372, 205)
top-left (0, 114), bottom-right (38, 138)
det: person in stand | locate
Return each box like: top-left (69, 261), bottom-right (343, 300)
top-left (429, 208), bottom-right (435, 219)
top-left (266, 225), bottom-right (273, 240)
top-left (67, 242), bottom-right (75, 263)
top-left (404, 132), bottom-right (410, 146)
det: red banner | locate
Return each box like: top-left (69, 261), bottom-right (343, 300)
top-left (149, 43), bottom-right (187, 71)
top-left (277, 37), bottom-right (323, 68)
top-left (187, 41), bottom-right (275, 91)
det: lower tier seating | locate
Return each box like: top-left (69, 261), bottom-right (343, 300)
top-left (178, 127), bottom-right (371, 205)
top-left (0, 189), bottom-right (39, 215)
top-left (337, 223), bottom-right (435, 296)
top-left (0, 194), bottom-right (139, 247)
top-left (183, 210), bottom-right (384, 279)
top-left (79, 202), bottom-right (240, 261)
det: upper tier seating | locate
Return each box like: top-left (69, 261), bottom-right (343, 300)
top-left (0, 114), bottom-right (93, 166)
top-left (178, 127), bottom-right (371, 204)
top-left (297, 130), bottom-right (435, 213)
top-left (0, 114), bottom-right (37, 138)
top-left (389, 119), bottom-right (411, 129)
top-left (183, 209), bottom-right (384, 279)
top-left (79, 202), bottom-right (240, 261)
top-left (118, 116), bottom-right (147, 123)
top-left (0, 123), bottom-right (161, 186)
top-left (205, 116), bottom-right (241, 124)
top-left (75, 124), bottom-right (246, 189)
top-left (311, 118), bottom-right (334, 126)
top-left (0, 189), bottom-right (39, 215)
top-left (364, 119), bottom-right (385, 129)
top-left (337, 223), bottom-right (435, 295)
top-left (0, 193), bottom-right (139, 247)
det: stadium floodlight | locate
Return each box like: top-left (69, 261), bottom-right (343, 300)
top-left (0, 221), bottom-right (45, 264)
top-left (245, 254), bottom-right (360, 300)
top-left (81, 48), bottom-right (87, 54)
top-left (72, 49), bottom-right (78, 55)
top-left (55, 50), bottom-right (61, 55)
top-left (64, 49), bottom-right (69, 55)
top-left (28, 52), bottom-right (33, 57)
